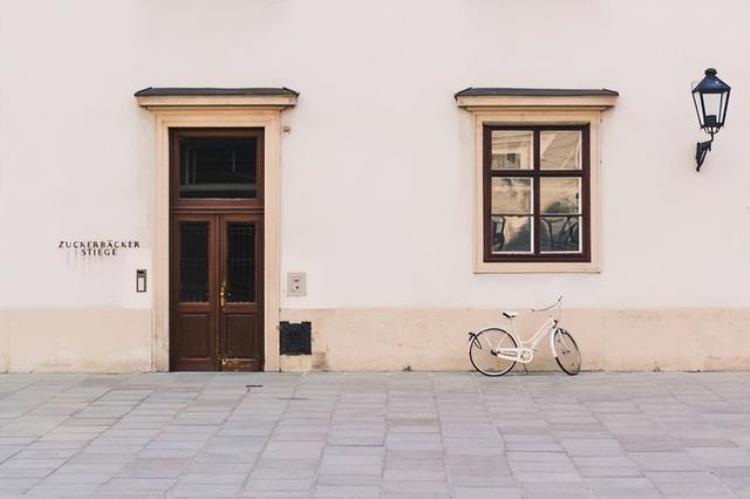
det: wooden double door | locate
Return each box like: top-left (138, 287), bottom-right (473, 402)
top-left (169, 128), bottom-right (264, 371)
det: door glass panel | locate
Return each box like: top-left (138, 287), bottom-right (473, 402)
top-left (180, 222), bottom-right (209, 302)
top-left (227, 223), bottom-right (255, 303)
top-left (180, 137), bottom-right (257, 198)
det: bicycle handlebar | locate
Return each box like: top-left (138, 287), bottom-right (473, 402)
top-left (529, 295), bottom-right (563, 313)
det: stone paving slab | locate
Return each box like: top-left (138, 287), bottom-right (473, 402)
top-left (0, 372), bottom-right (747, 497)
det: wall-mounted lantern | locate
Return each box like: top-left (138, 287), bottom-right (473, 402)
top-left (692, 68), bottom-right (731, 171)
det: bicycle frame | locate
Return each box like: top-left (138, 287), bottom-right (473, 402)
top-left (491, 316), bottom-right (559, 363)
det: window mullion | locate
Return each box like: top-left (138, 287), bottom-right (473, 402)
top-left (532, 130), bottom-right (541, 255)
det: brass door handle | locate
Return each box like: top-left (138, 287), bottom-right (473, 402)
top-left (220, 280), bottom-right (226, 307)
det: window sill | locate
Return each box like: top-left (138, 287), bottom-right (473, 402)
top-left (474, 260), bottom-right (601, 274)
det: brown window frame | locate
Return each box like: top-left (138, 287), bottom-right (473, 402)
top-left (483, 124), bottom-right (591, 263)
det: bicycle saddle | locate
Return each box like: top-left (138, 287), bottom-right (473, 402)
top-left (502, 311), bottom-right (519, 319)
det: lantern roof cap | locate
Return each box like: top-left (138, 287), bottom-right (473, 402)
top-left (693, 68), bottom-right (731, 94)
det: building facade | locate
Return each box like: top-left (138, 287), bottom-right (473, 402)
top-left (0, 0), bottom-right (748, 373)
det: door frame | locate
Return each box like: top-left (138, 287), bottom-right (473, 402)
top-left (145, 107), bottom-right (285, 372)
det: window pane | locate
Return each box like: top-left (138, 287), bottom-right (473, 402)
top-left (540, 131), bottom-right (581, 170)
top-left (491, 216), bottom-right (532, 253)
top-left (180, 222), bottom-right (209, 302)
top-left (491, 130), bottom-right (533, 170)
top-left (180, 137), bottom-right (257, 198)
top-left (491, 177), bottom-right (533, 214)
top-left (541, 177), bottom-right (581, 214)
top-left (541, 216), bottom-right (581, 253)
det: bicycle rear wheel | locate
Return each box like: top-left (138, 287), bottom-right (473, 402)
top-left (469, 328), bottom-right (517, 377)
top-left (553, 328), bottom-right (581, 375)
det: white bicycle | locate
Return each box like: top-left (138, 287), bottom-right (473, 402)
top-left (467, 296), bottom-right (581, 376)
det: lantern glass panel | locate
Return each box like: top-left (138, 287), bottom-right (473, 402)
top-left (718, 91), bottom-right (728, 125)
top-left (693, 91), bottom-right (706, 127)
top-left (702, 93), bottom-right (722, 126)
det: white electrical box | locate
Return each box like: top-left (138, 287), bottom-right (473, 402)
top-left (287, 272), bottom-right (307, 297)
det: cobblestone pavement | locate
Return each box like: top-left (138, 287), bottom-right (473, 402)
top-left (0, 372), bottom-right (748, 498)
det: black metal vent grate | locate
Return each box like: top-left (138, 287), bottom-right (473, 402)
top-left (280, 321), bottom-right (312, 355)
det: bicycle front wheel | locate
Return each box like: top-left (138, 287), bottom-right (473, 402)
top-left (469, 328), bottom-right (517, 377)
top-left (553, 328), bottom-right (581, 376)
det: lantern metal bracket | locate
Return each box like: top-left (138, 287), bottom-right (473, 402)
top-left (695, 133), bottom-right (714, 172)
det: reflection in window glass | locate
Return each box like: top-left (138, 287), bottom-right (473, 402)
top-left (540, 178), bottom-right (581, 214)
top-left (541, 216), bottom-right (581, 253)
top-left (491, 131), bottom-right (533, 170)
top-left (540, 131), bottom-right (581, 170)
top-left (491, 216), bottom-right (533, 254)
top-left (180, 137), bottom-right (257, 198)
top-left (491, 177), bottom-right (533, 215)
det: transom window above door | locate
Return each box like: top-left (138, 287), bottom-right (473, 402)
top-left (484, 125), bottom-right (590, 263)
top-left (180, 137), bottom-right (257, 198)
top-left (170, 129), bottom-right (264, 204)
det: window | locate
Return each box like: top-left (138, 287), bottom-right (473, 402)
top-left (455, 87), bottom-right (616, 273)
top-left (484, 125), bottom-right (590, 262)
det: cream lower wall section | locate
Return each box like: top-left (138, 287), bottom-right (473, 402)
top-left (0, 309), bottom-right (152, 373)
top-left (280, 308), bottom-right (750, 372)
top-left (0, 307), bottom-right (747, 373)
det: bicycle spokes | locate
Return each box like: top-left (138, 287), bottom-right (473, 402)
top-left (468, 328), bottom-right (518, 377)
top-left (553, 329), bottom-right (581, 376)
top-left (557, 335), bottom-right (576, 358)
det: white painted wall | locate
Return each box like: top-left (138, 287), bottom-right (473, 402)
top-left (1, 0), bottom-right (749, 316)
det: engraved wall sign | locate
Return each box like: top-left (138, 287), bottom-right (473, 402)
top-left (58, 240), bottom-right (141, 256)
